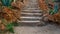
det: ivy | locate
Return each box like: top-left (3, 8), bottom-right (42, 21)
top-left (6, 23), bottom-right (14, 33)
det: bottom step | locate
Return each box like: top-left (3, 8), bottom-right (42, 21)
top-left (19, 23), bottom-right (38, 26)
top-left (18, 22), bottom-right (46, 26)
top-left (18, 21), bottom-right (40, 23)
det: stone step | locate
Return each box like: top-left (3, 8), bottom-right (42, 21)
top-left (22, 7), bottom-right (40, 9)
top-left (17, 23), bottom-right (38, 26)
top-left (26, 3), bottom-right (39, 5)
top-left (21, 16), bottom-right (42, 17)
top-left (23, 8), bottom-right (40, 10)
top-left (25, 6), bottom-right (39, 8)
top-left (21, 13), bottom-right (43, 17)
top-left (27, 3), bottom-right (39, 5)
top-left (22, 10), bottom-right (42, 13)
top-left (21, 12), bottom-right (42, 15)
top-left (20, 17), bottom-right (42, 19)
top-left (21, 19), bottom-right (40, 21)
top-left (22, 10), bottom-right (42, 11)
top-left (21, 10), bottom-right (42, 14)
top-left (27, 2), bottom-right (38, 4)
top-left (28, 2), bottom-right (38, 4)
top-left (24, 5), bottom-right (39, 8)
top-left (18, 21), bottom-right (40, 23)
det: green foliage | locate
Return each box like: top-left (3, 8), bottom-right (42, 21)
top-left (6, 23), bottom-right (14, 33)
top-left (1, 0), bottom-right (13, 6)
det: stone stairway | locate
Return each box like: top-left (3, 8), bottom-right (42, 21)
top-left (14, 0), bottom-right (60, 34)
top-left (18, 0), bottom-right (44, 25)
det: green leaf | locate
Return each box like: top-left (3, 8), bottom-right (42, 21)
top-left (49, 9), bottom-right (53, 15)
top-left (6, 23), bottom-right (14, 33)
top-left (9, 27), bottom-right (14, 33)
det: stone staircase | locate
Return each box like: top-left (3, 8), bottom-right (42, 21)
top-left (18, 0), bottom-right (44, 26)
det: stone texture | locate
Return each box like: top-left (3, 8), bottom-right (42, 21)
top-left (14, 24), bottom-right (60, 34)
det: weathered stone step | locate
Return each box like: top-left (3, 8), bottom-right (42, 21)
top-left (18, 23), bottom-right (38, 26)
top-left (18, 21), bottom-right (40, 23)
top-left (21, 19), bottom-right (40, 21)
top-left (22, 7), bottom-right (40, 9)
top-left (21, 14), bottom-right (42, 17)
top-left (24, 5), bottom-right (39, 8)
top-left (22, 10), bottom-right (42, 13)
top-left (27, 3), bottom-right (39, 5)
top-left (21, 13), bottom-right (42, 15)
top-left (22, 10), bottom-right (42, 11)
top-left (27, 2), bottom-right (38, 4)
top-left (26, 6), bottom-right (38, 8)
top-left (28, 2), bottom-right (38, 4)
top-left (20, 17), bottom-right (42, 19)
top-left (22, 8), bottom-right (40, 10)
